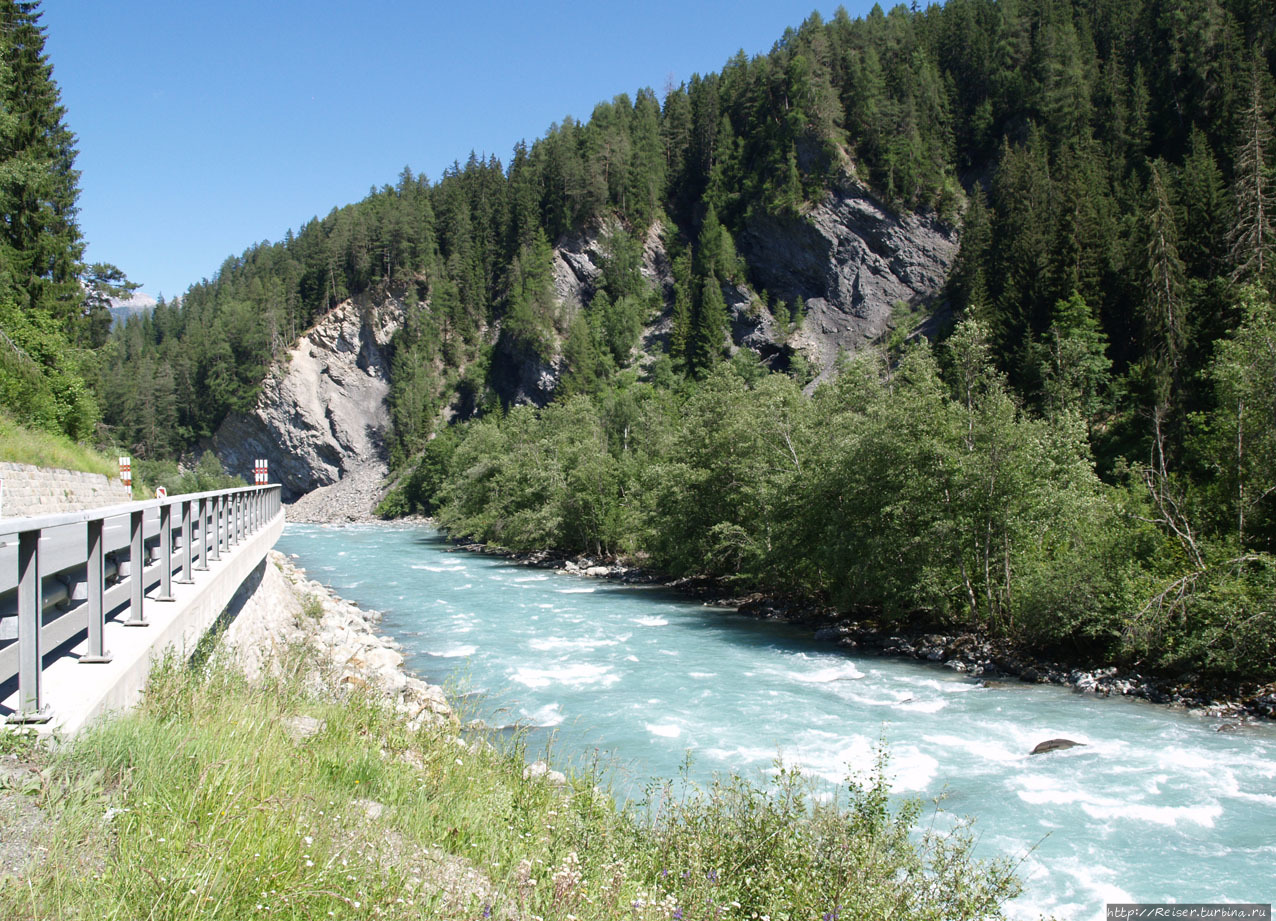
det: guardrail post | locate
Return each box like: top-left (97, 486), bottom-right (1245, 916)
top-left (124, 509), bottom-right (147, 627)
top-left (154, 502), bottom-right (174, 602)
top-left (80, 518), bottom-right (111, 664)
top-left (12, 529), bottom-right (50, 722)
top-left (194, 497), bottom-right (209, 572)
top-left (177, 499), bottom-right (193, 585)
top-left (210, 494), bottom-right (222, 561)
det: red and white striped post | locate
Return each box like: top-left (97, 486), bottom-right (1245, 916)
top-left (119, 456), bottom-right (132, 496)
top-left (253, 459), bottom-right (268, 486)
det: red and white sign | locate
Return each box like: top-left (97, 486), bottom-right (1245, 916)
top-left (155, 486), bottom-right (167, 499)
top-left (254, 459), bottom-right (269, 485)
top-left (119, 456), bottom-right (132, 489)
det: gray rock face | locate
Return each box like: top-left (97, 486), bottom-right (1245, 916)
top-left (210, 297), bottom-right (403, 501)
top-left (739, 181), bottom-right (959, 377)
top-left (550, 218), bottom-right (673, 314)
top-left (488, 333), bottom-right (564, 408)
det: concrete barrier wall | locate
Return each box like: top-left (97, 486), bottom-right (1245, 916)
top-left (0, 462), bottom-right (132, 518)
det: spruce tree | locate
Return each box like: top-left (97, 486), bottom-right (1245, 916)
top-left (0, 0), bottom-right (84, 319)
top-left (1144, 158), bottom-right (1188, 386)
top-left (1229, 60), bottom-right (1275, 287)
top-left (690, 271), bottom-right (729, 375)
top-left (668, 247), bottom-right (693, 371)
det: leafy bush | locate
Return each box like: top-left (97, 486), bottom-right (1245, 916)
top-left (0, 301), bottom-right (99, 441)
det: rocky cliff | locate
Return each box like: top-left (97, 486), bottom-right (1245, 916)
top-left (740, 180), bottom-right (959, 377)
top-left (494, 193), bottom-right (957, 404)
top-left (495, 220), bottom-right (675, 407)
top-left (215, 185), bottom-right (958, 506)
top-left (210, 296), bottom-right (403, 503)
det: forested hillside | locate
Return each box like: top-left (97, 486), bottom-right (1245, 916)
top-left (100, 0), bottom-right (1275, 461)
top-left (6, 0), bottom-right (1276, 683)
top-left (0, 1), bottom-right (136, 446)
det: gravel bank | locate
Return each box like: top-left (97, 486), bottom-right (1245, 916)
top-left (284, 464), bottom-right (387, 523)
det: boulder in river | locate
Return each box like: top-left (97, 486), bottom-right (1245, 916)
top-left (1030, 738), bottom-right (1086, 755)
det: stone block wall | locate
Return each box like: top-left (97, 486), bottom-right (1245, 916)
top-left (0, 461), bottom-right (133, 519)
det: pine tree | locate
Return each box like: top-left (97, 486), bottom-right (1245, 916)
top-left (690, 271), bottom-right (729, 375)
top-left (668, 247), bottom-right (693, 371)
top-left (1144, 159), bottom-right (1188, 388)
top-left (1039, 290), bottom-right (1111, 424)
top-left (1229, 60), bottom-right (1275, 287)
top-left (0, 0), bottom-right (85, 319)
top-left (1178, 126), bottom-right (1228, 278)
top-left (559, 313), bottom-right (604, 398)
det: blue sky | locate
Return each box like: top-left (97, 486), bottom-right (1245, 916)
top-left (43, 1), bottom-right (877, 301)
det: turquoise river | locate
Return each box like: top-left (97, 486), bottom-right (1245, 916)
top-left (277, 522), bottom-right (1276, 920)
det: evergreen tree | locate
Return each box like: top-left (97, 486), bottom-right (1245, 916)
top-left (1144, 158), bottom-right (1188, 395)
top-left (1203, 286), bottom-right (1276, 547)
top-left (668, 246), bottom-right (693, 371)
top-left (1178, 126), bottom-right (1229, 278)
top-left (1229, 60), bottom-right (1275, 287)
top-left (0, 0), bottom-right (84, 320)
top-left (1038, 290), bottom-right (1111, 425)
top-left (559, 312), bottom-right (605, 398)
top-left (690, 271), bottom-right (729, 375)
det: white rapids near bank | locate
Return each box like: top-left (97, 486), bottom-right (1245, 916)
top-left (279, 522), bottom-right (1276, 921)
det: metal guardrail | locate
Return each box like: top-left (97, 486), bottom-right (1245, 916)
top-left (0, 484), bottom-right (282, 723)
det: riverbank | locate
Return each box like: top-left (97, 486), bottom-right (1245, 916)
top-left (293, 482), bottom-right (1276, 722)
top-left (221, 550), bottom-right (453, 728)
top-left (0, 549), bottom-right (1022, 920)
top-left (446, 538), bottom-right (1276, 724)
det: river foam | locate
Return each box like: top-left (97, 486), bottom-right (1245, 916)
top-left (279, 522), bottom-right (1276, 921)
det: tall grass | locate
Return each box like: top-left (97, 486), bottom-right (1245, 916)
top-left (1, 646), bottom-right (1021, 920)
top-left (0, 413), bottom-right (118, 478)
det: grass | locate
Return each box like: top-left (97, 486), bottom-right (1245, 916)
top-left (0, 413), bottom-right (118, 478)
top-left (0, 646), bottom-right (1022, 920)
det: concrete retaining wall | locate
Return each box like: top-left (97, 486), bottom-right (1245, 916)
top-left (0, 462), bottom-right (132, 518)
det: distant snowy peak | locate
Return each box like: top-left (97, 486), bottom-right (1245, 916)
top-left (108, 291), bottom-right (158, 326)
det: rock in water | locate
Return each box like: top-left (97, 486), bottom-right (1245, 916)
top-left (1031, 738), bottom-right (1086, 755)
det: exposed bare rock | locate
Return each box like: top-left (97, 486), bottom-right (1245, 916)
top-left (726, 283), bottom-right (784, 361)
top-left (1030, 738), bottom-right (1086, 755)
top-left (282, 715), bottom-right (326, 742)
top-left (488, 332), bottom-right (565, 408)
top-left (209, 295), bottom-right (403, 501)
top-left (640, 219), bottom-right (675, 300)
top-left (550, 217), bottom-right (675, 312)
top-left (551, 228), bottom-right (603, 310)
top-left (740, 180), bottom-right (959, 378)
top-left (523, 759), bottom-right (567, 786)
top-left (285, 463), bottom-right (387, 523)
top-left (500, 218), bottom-right (677, 407)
